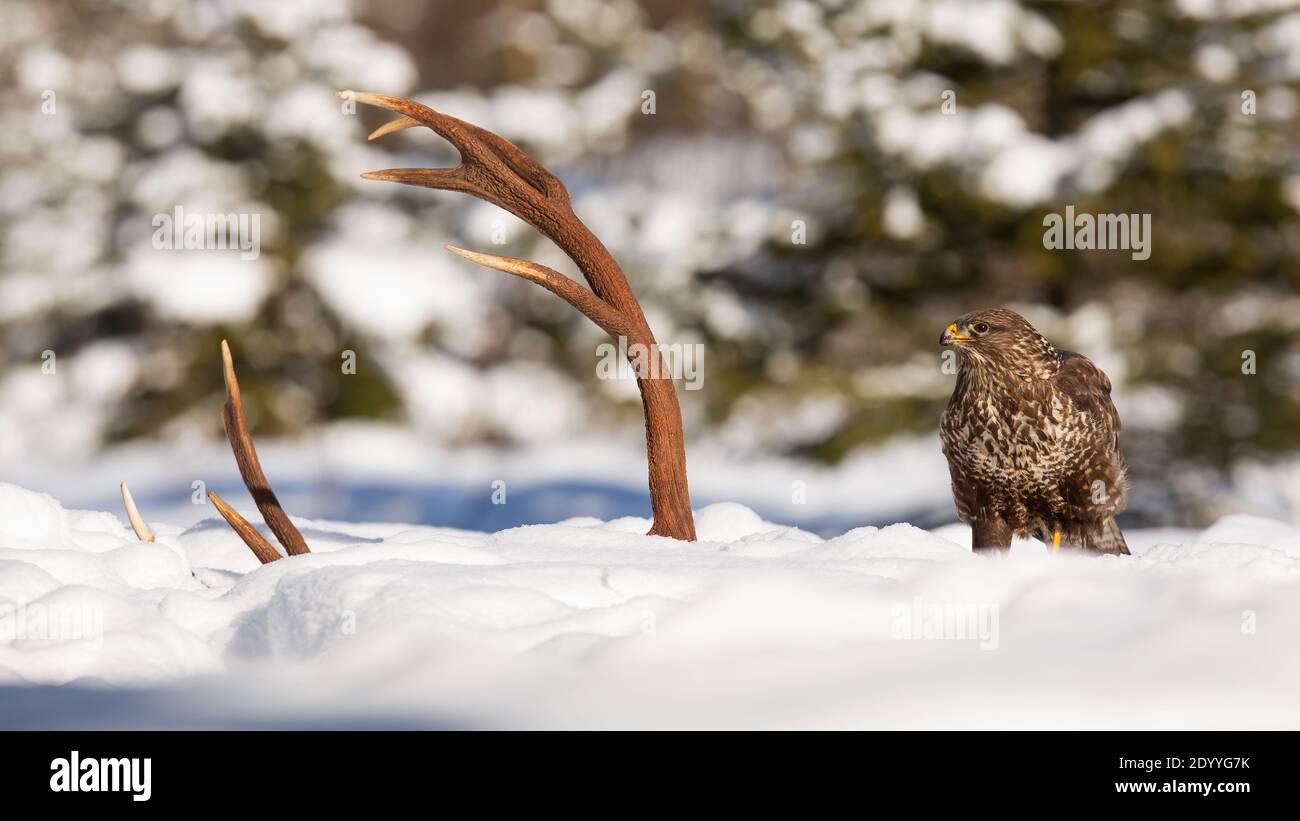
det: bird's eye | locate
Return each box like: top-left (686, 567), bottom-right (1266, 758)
top-left (972, 322), bottom-right (990, 334)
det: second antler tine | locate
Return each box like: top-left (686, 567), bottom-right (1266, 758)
top-left (368, 116), bottom-right (420, 141)
top-left (359, 166), bottom-right (474, 194)
top-left (338, 90), bottom-right (484, 162)
top-left (219, 340), bottom-right (310, 557)
top-left (445, 245), bottom-right (633, 339)
top-left (119, 481), bottom-right (155, 543)
top-left (208, 491), bottom-right (281, 564)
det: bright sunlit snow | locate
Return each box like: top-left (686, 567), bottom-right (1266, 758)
top-left (1, 479), bottom-right (1297, 729)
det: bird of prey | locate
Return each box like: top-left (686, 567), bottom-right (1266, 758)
top-left (939, 308), bottom-right (1129, 555)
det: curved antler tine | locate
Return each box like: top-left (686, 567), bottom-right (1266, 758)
top-left (336, 90), bottom-right (416, 117)
top-left (119, 481), bottom-right (155, 543)
top-left (338, 90), bottom-right (483, 162)
top-left (341, 91), bottom-right (563, 201)
top-left (368, 116), bottom-right (420, 141)
top-left (360, 166), bottom-right (474, 194)
top-left (208, 491), bottom-right (281, 564)
top-left (444, 244), bottom-right (563, 286)
top-left (219, 340), bottom-right (310, 557)
top-left (445, 245), bottom-right (632, 339)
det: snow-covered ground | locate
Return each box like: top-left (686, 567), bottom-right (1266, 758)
top-left (1, 472), bottom-right (1298, 729)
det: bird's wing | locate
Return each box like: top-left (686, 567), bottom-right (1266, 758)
top-left (941, 381), bottom-right (983, 524)
top-left (944, 449), bottom-right (980, 523)
top-left (1055, 350), bottom-right (1120, 449)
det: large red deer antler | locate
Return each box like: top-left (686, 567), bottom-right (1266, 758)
top-left (341, 91), bottom-right (696, 541)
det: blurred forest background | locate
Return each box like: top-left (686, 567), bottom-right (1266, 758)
top-left (2, 0), bottom-right (1300, 528)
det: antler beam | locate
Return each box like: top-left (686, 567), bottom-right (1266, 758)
top-left (343, 90), bottom-right (696, 541)
top-left (216, 340), bottom-right (309, 560)
top-left (444, 246), bottom-right (634, 339)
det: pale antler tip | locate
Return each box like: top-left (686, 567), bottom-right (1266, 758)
top-left (120, 481), bottom-right (156, 543)
top-left (341, 90), bottom-right (396, 110)
top-left (443, 245), bottom-right (498, 268)
top-left (367, 116), bottom-right (421, 141)
top-left (443, 246), bottom-right (546, 283)
top-left (359, 168), bottom-right (424, 183)
top-left (220, 339), bottom-right (236, 396)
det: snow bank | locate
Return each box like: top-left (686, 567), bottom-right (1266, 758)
top-left (0, 481), bottom-right (1297, 729)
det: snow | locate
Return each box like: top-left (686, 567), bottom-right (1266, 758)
top-left (1, 477), bottom-right (1298, 729)
top-left (124, 248), bottom-right (274, 324)
top-left (304, 227), bottom-right (487, 343)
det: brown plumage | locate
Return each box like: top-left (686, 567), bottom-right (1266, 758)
top-left (939, 308), bottom-right (1129, 555)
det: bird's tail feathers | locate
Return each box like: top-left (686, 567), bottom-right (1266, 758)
top-left (1089, 517), bottom-right (1129, 555)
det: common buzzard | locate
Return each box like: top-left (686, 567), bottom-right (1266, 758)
top-left (939, 308), bottom-right (1129, 555)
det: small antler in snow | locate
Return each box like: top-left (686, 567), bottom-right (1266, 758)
top-left (213, 340), bottom-right (310, 563)
top-left (119, 481), bottom-right (155, 543)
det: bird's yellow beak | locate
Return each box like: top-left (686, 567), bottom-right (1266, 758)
top-left (940, 322), bottom-right (974, 346)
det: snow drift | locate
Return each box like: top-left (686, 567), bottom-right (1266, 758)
top-left (0, 481), bottom-right (1297, 729)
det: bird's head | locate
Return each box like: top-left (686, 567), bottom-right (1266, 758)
top-left (940, 308), bottom-right (1058, 377)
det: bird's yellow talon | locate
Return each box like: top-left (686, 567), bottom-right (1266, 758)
top-left (1051, 530), bottom-right (1062, 553)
